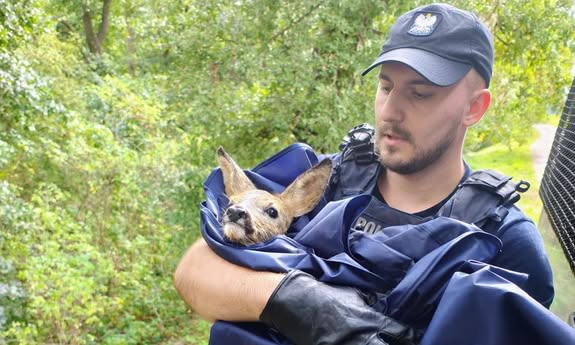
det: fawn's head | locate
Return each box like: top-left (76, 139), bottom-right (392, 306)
top-left (217, 146), bottom-right (332, 245)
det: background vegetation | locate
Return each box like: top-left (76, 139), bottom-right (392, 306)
top-left (1, 0), bottom-right (574, 344)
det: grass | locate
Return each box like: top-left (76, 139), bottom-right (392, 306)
top-left (543, 113), bottom-right (562, 127)
top-left (465, 140), bottom-right (575, 322)
top-left (184, 318), bottom-right (211, 345)
top-left (171, 316), bottom-right (210, 345)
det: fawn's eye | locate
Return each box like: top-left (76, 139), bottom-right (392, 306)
top-left (265, 207), bottom-right (278, 219)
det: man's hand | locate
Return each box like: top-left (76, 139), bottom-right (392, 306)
top-left (174, 239), bottom-right (285, 321)
top-left (260, 270), bottom-right (423, 345)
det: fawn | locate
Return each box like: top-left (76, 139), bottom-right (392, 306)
top-left (217, 146), bottom-right (332, 245)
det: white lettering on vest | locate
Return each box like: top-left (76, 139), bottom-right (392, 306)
top-left (354, 217), bottom-right (383, 234)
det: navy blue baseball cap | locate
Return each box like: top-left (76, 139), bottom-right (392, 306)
top-left (362, 3), bottom-right (494, 87)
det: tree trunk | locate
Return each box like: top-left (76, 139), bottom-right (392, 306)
top-left (123, 1), bottom-right (136, 76)
top-left (83, 10), bottom-right (101, 55)
top-left (98, 0), bottom-right (112, 46)
top-left (82, 0), bottom-right (112, 56)
top-left (210, 62), bottom-right (220, 84)
top-left (125, 17), bottom-right (136, 76)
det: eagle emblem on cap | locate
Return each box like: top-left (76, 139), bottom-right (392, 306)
top-left (408, 13), bottom-right (439, 36)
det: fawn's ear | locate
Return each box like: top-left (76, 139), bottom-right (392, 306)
top-left (217, 146), bottom-right (256, 197)
top-left (280, 159), bottom-right (332, 217)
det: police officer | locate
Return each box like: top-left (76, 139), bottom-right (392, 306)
top-left (174, 3), bottom-right (554, 344)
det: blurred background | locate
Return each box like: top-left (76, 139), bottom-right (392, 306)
top-left (1, 0), bottom-right (574, 344)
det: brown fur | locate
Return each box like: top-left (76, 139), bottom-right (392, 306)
top-left (217, 146), bottom-right (332, 245)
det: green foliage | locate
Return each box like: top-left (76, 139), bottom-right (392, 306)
top-left (461, 0), bottom-right (575, 150)
top-left (0, 183), bottom-right (31, 333)
top-left (1, 0), bottom-right (574, 343)
top-left (0, 0), bottom-right (38, 49)
top-left (164, 0), bottom-right (394, 161)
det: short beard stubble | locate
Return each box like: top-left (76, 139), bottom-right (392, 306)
top-left (375, 122), bottom-right (458, 175)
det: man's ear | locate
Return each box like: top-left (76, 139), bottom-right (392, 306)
top-left (464, 89), bottom-right (491, 127)
top-left (279, 159), bottom-right (332, 218)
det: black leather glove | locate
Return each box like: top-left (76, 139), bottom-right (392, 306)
top-left (260, 270), bottom-right (422, 345)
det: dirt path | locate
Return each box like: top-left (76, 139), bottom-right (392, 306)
top-left (530, 124), bottom-right (557, 184)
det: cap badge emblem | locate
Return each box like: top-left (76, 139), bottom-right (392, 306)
top-left (408, 13), bottom-right (440, 36)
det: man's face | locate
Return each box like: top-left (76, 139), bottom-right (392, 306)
top-left (374, 62), bottom-right (472, 175)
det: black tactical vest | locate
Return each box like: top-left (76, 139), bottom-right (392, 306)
top-left (327, 124), bottom-right (530, 234)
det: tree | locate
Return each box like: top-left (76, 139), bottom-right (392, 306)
top-left (82, 0), bottom-right (112, 55)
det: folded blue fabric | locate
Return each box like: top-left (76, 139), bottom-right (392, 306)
top-left (200, 143), bottom-right (575, 345)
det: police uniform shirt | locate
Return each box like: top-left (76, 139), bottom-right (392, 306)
top-left (353, 167), bottom-right (471, 234)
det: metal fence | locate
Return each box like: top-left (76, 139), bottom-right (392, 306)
top-left (540, 77), bottom-right (575, 275)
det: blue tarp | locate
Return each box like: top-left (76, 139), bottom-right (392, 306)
top-left (200, 143), bottom-right (575, 345)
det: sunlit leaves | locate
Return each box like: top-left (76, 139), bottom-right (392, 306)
top-left (458, 0), bottom-right (575, 149)
top-left (0, 0), bottom-right (38, 49)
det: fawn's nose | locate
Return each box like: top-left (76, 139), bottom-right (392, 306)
top-left (225, 206), bottom-right (248, 222)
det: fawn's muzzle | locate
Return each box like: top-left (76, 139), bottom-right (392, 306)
top-left (225, 206), bottom-right (248, 222)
